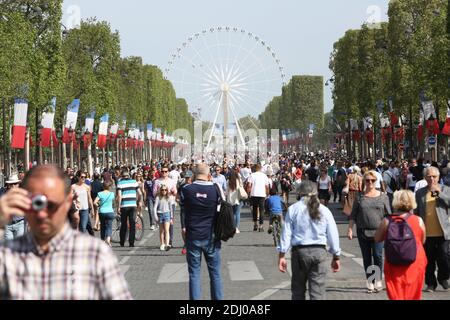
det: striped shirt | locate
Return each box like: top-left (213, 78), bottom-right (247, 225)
top-left (0, 223), bottom-right (132, 300)
top-left (117, 178), bottom-right (139, 208)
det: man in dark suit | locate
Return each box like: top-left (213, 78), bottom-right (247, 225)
top-left (415, 166), bottom-right (450, 292)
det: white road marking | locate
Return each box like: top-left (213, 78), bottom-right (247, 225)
top-left (341, 251), bottom-right (356, 258)
top-left (157, 263), bottom-right (189, 283)
top-left (120, 265), bottom-right (130, 275)
top-left (119, 256), bottom-right (130, 265)
top-left (227, 261), bottom-right (263, 281)
top-left (250, 281), bottom-right (291, 300)
top-left (353, 258), bottom-right (365, 268)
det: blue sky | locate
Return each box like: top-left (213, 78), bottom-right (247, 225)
top-left (62, 0), bottom-right (389, 116)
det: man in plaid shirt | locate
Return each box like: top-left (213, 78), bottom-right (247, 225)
top-left (0, 165), bottom-right (132, 300)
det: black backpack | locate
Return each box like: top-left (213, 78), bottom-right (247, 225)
top-left (385, 171), bottom-right (399, 192)
top-left (213, 184), bottom-right (236, 242)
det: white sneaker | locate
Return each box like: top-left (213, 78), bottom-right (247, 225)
top-left (150, 225), bottom-right (155, 231)
top-left (160, 244), bottom-right (166, 251)
top-left (375, 280), bottom-right (383, 293)
top-left (235, 228), bottom-right (240, 234)
top-left (366, 281), bottom-right (375, 293)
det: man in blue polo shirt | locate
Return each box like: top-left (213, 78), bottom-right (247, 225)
top-left (180, 163), bottom-right (222, 300)
top-left (117, 170), bottom-right (142, 247)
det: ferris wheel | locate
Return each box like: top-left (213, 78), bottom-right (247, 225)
top-left (164, 26), bottom-right (286, 148)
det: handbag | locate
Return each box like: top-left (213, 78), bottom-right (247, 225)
top-left (238, 184), bottom-right (248, 200)
top-left (362, 229), bottom-right (377, 240)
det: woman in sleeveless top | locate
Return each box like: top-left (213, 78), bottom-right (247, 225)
top-left (375, 190), bottom-right (427, 300)
top-left (343, 167), bottom-right (362, 216)
top-left (71, 171), bottom-right (94, 233)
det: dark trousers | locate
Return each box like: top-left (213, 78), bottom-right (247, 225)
top-left (251, 197), bottom-right (265, 225)
top-left (120, 207), bottom-right (136, 246)
top-left (424, 237), bottom-right (450, 287)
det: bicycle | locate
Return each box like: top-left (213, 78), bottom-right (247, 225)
top-left (111, 213), bottom-right (145, 243)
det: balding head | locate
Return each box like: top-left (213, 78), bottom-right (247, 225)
top-left (195, 163), bottom-right (210, 180)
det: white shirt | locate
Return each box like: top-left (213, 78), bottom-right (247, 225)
top-left (240, 167), bottom-right (252, 182)
top-left (373, 171), bottom-right (383, 189)
top-left (414, 179), bottom-right (428, 193)
top-left (169, 170), bottom-right (181, 182)
top-left (248, 171), bottom-right (270, 197)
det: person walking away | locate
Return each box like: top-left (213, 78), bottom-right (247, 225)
top-left (374, 190), bottom-right (427, 300)
top-left (226, 170), bottom-right (243, 234)
top-left (154, 186), bottom-right (173, 251)
top-left (278, 180), bottom-right (341, 300)
top-left (94, 182), bottom-right (115, 246)
top-left (247, 164), bottom-right (270, 232)
top-left (144, 169), bottom-right (157, 230)
top-left (265, 188), bottom-right (286, 235)
top-left (180, 164), bottom-right (223, 300)
top-left (334, 161), bottom-right (347, 203)
top-left (0, 165), bottom-right (132, 299)
top-left (382, 163), bottom-right (397, 211)
top-left (348, 170), bottom-right (391, 293)
top-left (317, 169), bottom-right (332, 206)
top-left (117, 170), bottom-right (142, 248)
top-left (414, 166), bottom-right (450, 292)
top-left (71, 171), bottom-right (94, 234)
top-left (3, 174), bottom-right (25, 240)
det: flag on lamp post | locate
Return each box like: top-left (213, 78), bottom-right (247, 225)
top-left (147, 123), bottom-right (153, 140)
top-left (11, 98), bottom-right (28, 149)
top-left (97, 114), bottom-right (109, 149)
top-left (110, 122), bottom-right (119, 140)
top-left (40, 97), bottom-right (56, 148)
top-left (62, 99), bottom-right (80, 144)
top-left (442, 101), bottom-right (450, 136)
top-left (83, 111), bottom-right (95, 148)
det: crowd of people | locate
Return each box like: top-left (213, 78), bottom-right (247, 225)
top-left (0, 151), bottom-right (449, 300)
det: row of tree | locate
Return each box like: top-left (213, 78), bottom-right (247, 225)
top-left (329, 0), bottom-right (449, 127)
top-left (0, 1), bottom-right (194, 145)
top-left (258, 75), bottom-right (324, 132)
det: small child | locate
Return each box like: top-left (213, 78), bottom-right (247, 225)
top-left (154, 186), bottom-right (174, 251)
top-left (265, 188), bottom-right (287, 234)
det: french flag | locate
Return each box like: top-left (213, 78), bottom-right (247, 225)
top-left (62, 99), bottom-right (80, 144)
top-left (40, 97), bottom-right (56, 148)
top-left (83, 111), bottom-right (95, 148)
top-left (110, 122), bottom-right (119, 141)
top-left (139, 129), bottom-right (145, 148)
top-left (443, 105), bottom-right (450, 136)
top-left (11, 98), bottom-right (28, 149)
top-left (97, 114), bottom-right (109, 149)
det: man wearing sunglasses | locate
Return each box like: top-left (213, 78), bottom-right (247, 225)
top-left (0, 165), bottom-right (132, 300)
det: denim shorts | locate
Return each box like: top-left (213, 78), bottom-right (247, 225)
top-left (158, 212), bottom-right (171, 224)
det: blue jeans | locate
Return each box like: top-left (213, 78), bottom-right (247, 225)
top-left (78, 209), bottom-right (89, 233)
top-left (232, 204), bottom-right (241, 229)
top-left (186, 238), bottom-right (223, 300)
top-left (99, 212), bottom-right (115, 240)
top-left (357, 230), bottom-right (384, 280)
top-left (4, 220), bottom-right (25, 240)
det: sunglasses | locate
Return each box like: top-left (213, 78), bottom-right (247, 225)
top-left (80, 176), bottom-right (86, 179)
top-left (365, 179), bottom-right (376, 183)
top-left (162, 171), bottom-right (169, 173)
top-left (161, 189), bottom-right (168, 192)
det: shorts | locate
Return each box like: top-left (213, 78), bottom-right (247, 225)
top-left (158, 212), bottom-right (171, 224)
top-left (318, 189), bottom-right (330, 201)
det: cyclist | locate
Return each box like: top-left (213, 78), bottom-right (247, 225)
top-left (266, 188), bottom-right (287, 235)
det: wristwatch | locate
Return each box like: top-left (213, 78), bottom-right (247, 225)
top-left (333, 255), bottom-right (340, 261)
